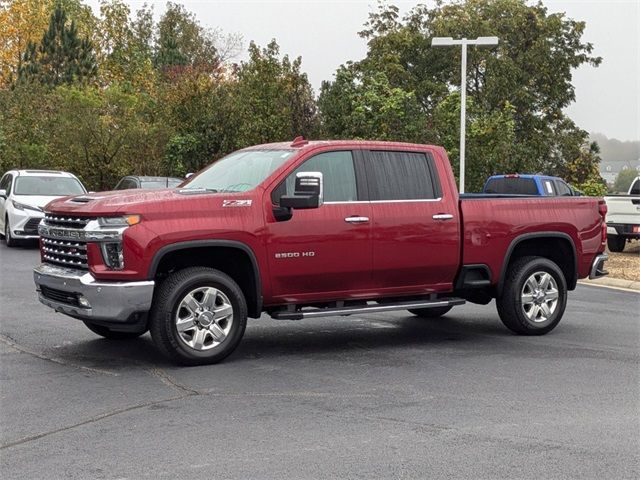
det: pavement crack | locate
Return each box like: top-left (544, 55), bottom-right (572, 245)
top-left (0, 394), bottom-right (193, 450)
top-left (0, 334), bottom-right (118, 377)
top-left (145, 367), bottom-right (202, 395)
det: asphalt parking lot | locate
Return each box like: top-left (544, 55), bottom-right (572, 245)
top-left (1, 242), bottom-right (639, 479)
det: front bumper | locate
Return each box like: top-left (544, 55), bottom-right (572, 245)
top-left (589, 253), bottom-right (609, 280)
top-left (9, 208), bottom-right (43, 239)
top-left (33, 263), bottom-right (154, 323)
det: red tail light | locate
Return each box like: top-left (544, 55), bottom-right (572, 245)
top-left (598, 200), bottom-right (607, 246)
top-left (598, 200), bottom-right (607, 220)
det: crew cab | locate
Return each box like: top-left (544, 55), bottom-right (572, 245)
top-left (604, 176), bottom-right (640, 252)
top-left (33, 139), bottom-right (609, 365)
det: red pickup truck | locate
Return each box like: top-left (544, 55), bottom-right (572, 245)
top-left (33, 139), bottom-right (609, 365)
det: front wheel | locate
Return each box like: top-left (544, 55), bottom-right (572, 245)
top-left (408, 306), bottom-right (453, 318)
top-left (150, 267), bottom-right (247, 366)
top-left (83, 321), bottom-right (146, 340)
top-left (607, 235), bottom-right (626, 253)
top-left (4, 216), bottom-right (17, 247)
top-left (496, 256), bottom-right (567, 335)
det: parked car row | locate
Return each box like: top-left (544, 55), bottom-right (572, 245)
top-left (0, 171), bottom-right (185, 246)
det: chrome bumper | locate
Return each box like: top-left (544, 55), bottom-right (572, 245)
top-left (33, 263), bottom-right (154, 322)
top-left (589, 253), bottom-right (609, 279)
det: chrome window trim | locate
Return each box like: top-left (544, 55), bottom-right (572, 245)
top-left (323, 198), bottom-right (443, 205)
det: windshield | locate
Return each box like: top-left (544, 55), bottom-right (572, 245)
top-left (184, 150), bottom-right (294, 192)
top-left (14, 176), bottom-right (86, 196)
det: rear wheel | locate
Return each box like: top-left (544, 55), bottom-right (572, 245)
top-left (150, 267), bottom-right (247, 366)
top-left (408, 306), bottom-right (453, 318)
top-left (83, 321), bottom-right (146, 340)
top-left (607, 235), bottom-right (626, 253)
top-left (496, 256), bottom-right (567, 335)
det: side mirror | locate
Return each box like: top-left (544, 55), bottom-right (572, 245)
top-left (185, 172), bottom-right (194, 179)
top-left (280, 172), bottom-right (323, 209)
top-left (0, 189), bottom-right (6, 199)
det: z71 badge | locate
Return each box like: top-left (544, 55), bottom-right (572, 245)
top-left (223, 199), bottom-right (252, 207)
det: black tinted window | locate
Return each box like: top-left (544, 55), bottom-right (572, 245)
top-left (484, 177), bottom-right (538, 195)
top-left (554, 180), bottom-right (573, 196)
top-left (630, 179), bottom-right (640, 195)
top-left (277, 151), bottom-right (358, 202)
top-left (366, 151), bottom-right (439, 200)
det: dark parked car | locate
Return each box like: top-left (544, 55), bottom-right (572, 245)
top-left (114, 176), bottom-right (184, 190)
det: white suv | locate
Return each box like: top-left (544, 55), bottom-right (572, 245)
top-left (0, 170), bottom-right (87, 247)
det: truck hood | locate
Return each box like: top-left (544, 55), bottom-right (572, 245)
top-left (44, 188), bottom-right (255, 217)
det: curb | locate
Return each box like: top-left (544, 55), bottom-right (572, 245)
top-left (578, 277), bottom-right (640, 292)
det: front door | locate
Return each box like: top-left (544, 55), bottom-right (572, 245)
top-left (265, 150), bottom-right (372, 304)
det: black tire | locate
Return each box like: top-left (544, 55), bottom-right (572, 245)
top-left (83, 321), bottom-right (146, 340)
top-left (607, 235), bottom-right (626, 253)
top-left (4, 216), bottom-right (17, 247)
top-left (496, 256), bottom-right (567, 335)
top-left (408, 306), bottom-right (453, 318)
top-left (149, 267), bottom-right (247, 366)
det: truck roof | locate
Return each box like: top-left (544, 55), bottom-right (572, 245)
top-left (243, 139), bottom-right (440, 152)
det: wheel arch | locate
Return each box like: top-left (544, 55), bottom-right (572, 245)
top-left (498, 232), bottom-right (578, 295)
top-left (148, 240), bottom-right (263, 318)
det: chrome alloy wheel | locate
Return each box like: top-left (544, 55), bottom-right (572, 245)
top-left (520, 271), bottom-right (559, 323)
top-left (174, 287), bottom-right (234, 351)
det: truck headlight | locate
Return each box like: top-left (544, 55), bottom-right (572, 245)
top-left (97, 215), bottom-right (140, 227)
top-left (101, 242), bottom-right (124, 270)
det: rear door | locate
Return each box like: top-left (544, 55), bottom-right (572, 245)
top-left (265, 149), bottom-right (372, 302)
top-left (364, 149), bottom-right (460, 292)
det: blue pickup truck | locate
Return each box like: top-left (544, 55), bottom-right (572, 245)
top-left (483, 174), bottom-right (579, 196)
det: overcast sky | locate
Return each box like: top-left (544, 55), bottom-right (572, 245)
top-left (85, 0), bottom-right (639, 141)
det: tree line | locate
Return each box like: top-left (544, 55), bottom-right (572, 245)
top-left (0, 0), bottom-right (607, 194)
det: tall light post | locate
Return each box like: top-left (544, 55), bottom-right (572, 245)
top-left (431, 36), bottom-right (499, 193)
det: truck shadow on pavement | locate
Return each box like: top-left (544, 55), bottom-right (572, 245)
top-left (45, 314), bottom-right (516, 369)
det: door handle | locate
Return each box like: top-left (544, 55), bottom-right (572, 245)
top-left (432, 213), bottom-right (454, 221)
top-left (344, 216), bottom-right (370, 224)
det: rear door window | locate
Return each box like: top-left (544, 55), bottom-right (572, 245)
top-left (630, 179), bottom-right (640, 195)
top-left (554, 180), bottom-right (573, 196)
top-left (365, 151), bottom-right (440, 200)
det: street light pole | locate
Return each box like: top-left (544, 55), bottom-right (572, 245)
top-left (431, 36), bottom-right (499, 193)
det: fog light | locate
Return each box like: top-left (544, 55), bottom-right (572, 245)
top-left (78, 295), bottom-right (91, 308)
top-left (100, 242), bottom-right (124, 270)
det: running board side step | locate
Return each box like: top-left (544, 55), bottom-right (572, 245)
top-left (270, 298), bottom-right (466, 321)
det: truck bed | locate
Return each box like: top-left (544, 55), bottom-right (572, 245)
top-left (459, 195), bottom-right (604, 285)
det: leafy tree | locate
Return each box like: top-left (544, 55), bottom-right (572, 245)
top-left (0, 0), bottom-right (96, 87)
top-left (613, 168), bottom-right (639, 194)
top-left (48, 84), bottom-right (169, 189)
top-left (319, 65), bottom-right (427, 142)
top-left (18, 3), bottom-right (97, 86)
top-left (321, 0), bottom-right (602, 191)
top-left (233, 40), bottom-right (318, 146)
top-left (434, 91), bottom-right (516, 191)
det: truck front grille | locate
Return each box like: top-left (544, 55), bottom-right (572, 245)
top-left (43, 214), bottom-right (91, 229)
top-left (40, 215), bottom-right (94, 270)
